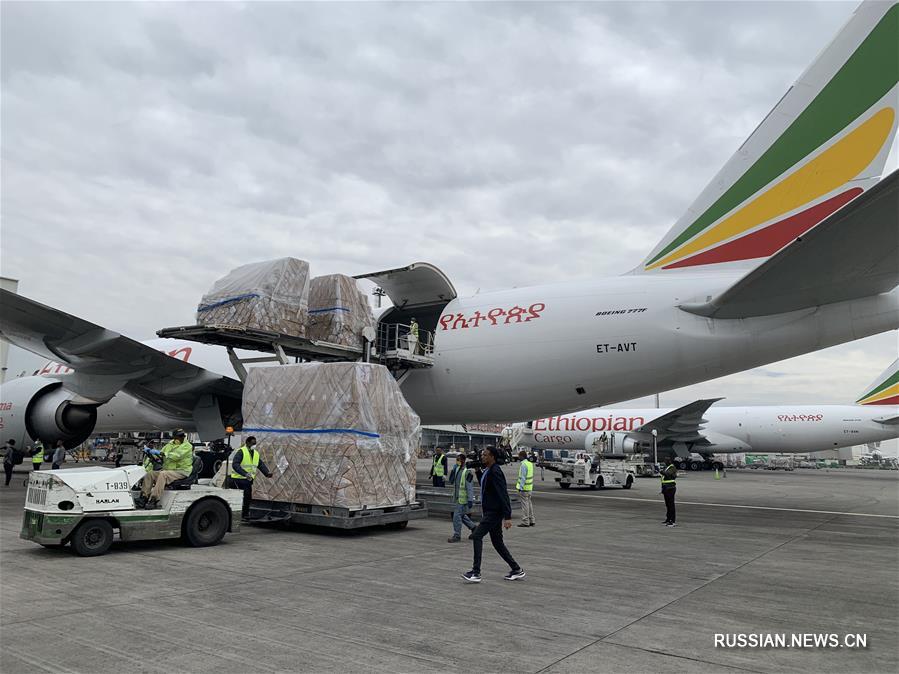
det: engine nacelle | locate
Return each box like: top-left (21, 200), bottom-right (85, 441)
top-left (0, 378), bottom-right (98, 449)
top-left (585, 431), bottom-right (647, 453)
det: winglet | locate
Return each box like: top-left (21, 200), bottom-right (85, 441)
top-left (856, 358), bottom-right (899, 405)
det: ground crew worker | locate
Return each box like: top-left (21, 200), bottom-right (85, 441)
top-left (137, 430), bottom-right (193, 509)
top-left (31, 442), bottom-right (43, 471)
top-left (3, 439), bottom-right (21, 486)
top-left (408, 317), bottom-right (419, 354)
top-left (229, 436), bottom-right (273, 520)
top-left (430, 446), bottom-right (448, 487)
top-left (51, 440), bottom-right (66, 470)
top-left (661, 459), bottom-right (678, 527)
top-left (447, 454), bottom-right (476, 542)
top-left (516, 450), bottom-right (535, 527)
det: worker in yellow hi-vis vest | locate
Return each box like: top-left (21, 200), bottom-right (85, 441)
top-left (229, 436), bottom-right (273, 521)
top-left (31, 442), bottom-right (44, 471)
top-left (660, 461), bottom-right (678, 527)
top-left (429, 446), bottom-right (448, 487)
top-left (516, 450), bottom-right (536, 527)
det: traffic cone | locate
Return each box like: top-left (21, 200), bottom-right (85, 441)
top-left (714, 468), bottom-right (721, 480)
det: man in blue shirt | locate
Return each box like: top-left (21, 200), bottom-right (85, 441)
top-left (462, 446), bottom-right (526, 583)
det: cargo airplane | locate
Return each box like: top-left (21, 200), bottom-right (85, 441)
top-left (507, 360), bottom-right (899, 460)
top-left (1, 0), bottom-right (898, 448)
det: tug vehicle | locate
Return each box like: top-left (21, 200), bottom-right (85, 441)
top-left (20, 459), bottom-right (243, 556)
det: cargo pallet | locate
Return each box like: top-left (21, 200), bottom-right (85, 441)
top-left (248, 499), bottom-right (428, 529)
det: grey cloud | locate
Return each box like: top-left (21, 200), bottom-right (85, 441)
top-left (2, 1), bottom-right (894, 408)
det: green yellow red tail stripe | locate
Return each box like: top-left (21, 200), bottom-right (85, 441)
top-left (645, 3), bottom-right (899, 272)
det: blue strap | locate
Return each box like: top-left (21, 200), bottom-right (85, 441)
top-left (308, 306), bottom-right (351, 314)
top-left (197, 293), bottom-right (260, 312)
top-left (242, 426), bottom-right (380, 439)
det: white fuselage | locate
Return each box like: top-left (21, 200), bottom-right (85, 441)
top-left (2, 273), bottom-right (897, 440)
top-left (516, 404), bottom-right (899, 454)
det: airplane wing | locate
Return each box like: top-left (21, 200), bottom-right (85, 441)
top-left (0, 290), bottom-right (242, 435)
top-left (634, 398), bottom-right (724, 443)
top-left (681, 169), bottom-right (899, 319)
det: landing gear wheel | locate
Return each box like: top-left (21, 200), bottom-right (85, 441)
top-left (559, 482), bottom-right (571, 489)
top-left (689, 461), bottom-right (702, 471)
top-left (184, 499), bottom-right (229, 547)
top-left (71, 519), bottom-right (113, 557)
top-left (623, 476), bottom-right (633, 490)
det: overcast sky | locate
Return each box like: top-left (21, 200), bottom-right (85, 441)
top-left (2, 1), bottom-right (897, 427)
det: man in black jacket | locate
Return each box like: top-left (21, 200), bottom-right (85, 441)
top-left (462, 446), bottom-right (526, 583)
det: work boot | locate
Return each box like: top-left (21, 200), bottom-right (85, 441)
top-left (516, 523), bottom-right (529, 528)
top-left (133, 495), bottom-right (146, 508)
top-left (447, 535), bottom-right (461, 543)
top-left (143, 498), bottom-right (159, 510)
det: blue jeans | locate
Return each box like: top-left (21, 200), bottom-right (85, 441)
top-left (452, 502), bottom-right (475, 537)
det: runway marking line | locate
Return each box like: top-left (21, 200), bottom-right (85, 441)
top-left (536, 492), bottom-right (899, 519)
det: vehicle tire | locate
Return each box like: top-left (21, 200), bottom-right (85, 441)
top-left (676, 461), bottom-right (687, 471)
top-left (623, 476), bottom-right (633, 490)
top-left (689, 461), bottom-right (701, 471)
top-left (71, 519), bottom-right (114, 557)
top-left (213, 460), bottom-right (223, 474)
top-left (184, 499), bottom-right (229, 547)
top-left (559, 482), bottom-right (571, 489)
top-left (712, 462), bottom-right (724, 471)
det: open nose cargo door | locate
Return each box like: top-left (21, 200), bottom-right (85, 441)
top-left (355, 262), bottom-right (457, 367)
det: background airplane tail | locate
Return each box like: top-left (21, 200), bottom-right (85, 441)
top-left (639, 0), bottom-right (898, 273)
top-left (856, 358), bottom-right (899, 405)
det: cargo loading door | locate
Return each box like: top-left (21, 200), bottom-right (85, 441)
top-left (354, 262), bottom-right (457, 369)
top-left (354, 262), bottom-right (456, 310)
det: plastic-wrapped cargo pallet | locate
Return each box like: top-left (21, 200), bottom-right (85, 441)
top-left (196, 257), bottom-right (310, 336)
top-left (245, 362), bottom-right (420, 509)
top-left (307, 274), bottom-right (375, 347)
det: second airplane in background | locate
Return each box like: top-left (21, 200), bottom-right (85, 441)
top-left (509, 360), bottom-right (899, 460)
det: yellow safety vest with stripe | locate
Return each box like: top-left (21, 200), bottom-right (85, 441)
top-left (661, 464), bottom-right (677, 486)
top-left (455, 467), bottom-right (470, 504)
top-left (32, 446), bottom-right (43, 464)
top-left (518, 459), bottom-right (534, 491)
top-left (231, 446), bottom-right (260, 481)
top-left (432, 455), bottom-right (445, 477)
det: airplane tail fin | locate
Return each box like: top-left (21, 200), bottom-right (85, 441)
top-left (640, 1), bottom-right (898, 273)
top-left (856, 358), bottom-right (899, 405)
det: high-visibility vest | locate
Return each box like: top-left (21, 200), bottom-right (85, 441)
top-left (661, 464), bottom-right (677, 485)
top-left (432, 455), bottom-right (445, 477)
top-left (231, 446), bottom-right (260, 480)
top-left (410, 321), bottom-right (419, 339)
top-left (143, 456), bottom-right (155, 473)
top-left (32, 446), bottom-right (43, 464)
top-left (455, 467), bottom-right (470, 504)
top-left (518, 460), bottom-right (534, 491)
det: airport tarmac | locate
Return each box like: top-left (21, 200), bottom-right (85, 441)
top-left (1, 463), bottom-right (897, 674)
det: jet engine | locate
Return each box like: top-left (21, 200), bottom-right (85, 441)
top-left (585, 431), bottom-right (647, 454)
top-left (0, 378), bottom-right (98, 449)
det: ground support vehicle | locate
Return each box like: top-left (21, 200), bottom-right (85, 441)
top-left (541, 453), bottom-right (635, 490)
top-left (248, 499), bottom-right (427, 530)
top-left (20, 464), bottom-right (243, 556)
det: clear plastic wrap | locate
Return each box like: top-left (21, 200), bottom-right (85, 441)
top-left (243, 362), bottom-right (420, 509)
top-left (307, 274), bottom-right (375, 347)
top-left (196, 258), bottom-right (310, 336)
